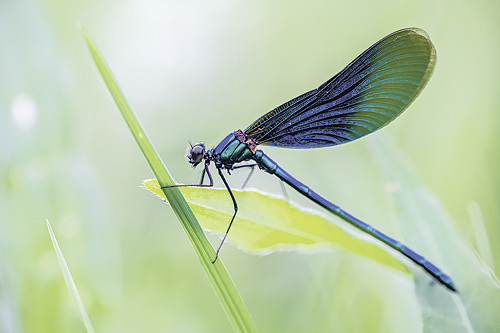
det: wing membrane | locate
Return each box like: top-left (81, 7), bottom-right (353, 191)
top-left (244, 28), bottom-right (436, 148)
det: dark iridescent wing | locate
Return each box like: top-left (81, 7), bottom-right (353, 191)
top-left (244, 28), bottom-right (436, 148)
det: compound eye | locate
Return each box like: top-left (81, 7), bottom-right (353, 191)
top-left (192, 145), bottom-right (204, 156)
top-left (187, 142), bottom-right (205, 166)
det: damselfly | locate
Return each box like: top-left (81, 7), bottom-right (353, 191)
top-left (164, 28), bottom-right (456, 292)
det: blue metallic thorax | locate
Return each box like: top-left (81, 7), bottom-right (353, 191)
top-left (207, 131), bottom-right (255, 169)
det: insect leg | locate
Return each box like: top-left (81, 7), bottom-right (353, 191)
top-left (199, 165), bottom-right (206, 185)
top-left (232, 163), bottom-right (258, 189)
top-left (212, 167), bottom-right (238, 263)
top-left (161, 162), bottom-right (213, 189)
top-left (279, 180), bottom-right (290, 201)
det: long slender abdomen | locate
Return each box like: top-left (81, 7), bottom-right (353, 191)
top-left (252, 150), bottom-right (457, 292)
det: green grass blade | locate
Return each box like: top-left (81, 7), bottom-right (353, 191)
top-left (467, 201), bottom-right (495, 270)
top-left (46, 219), bottom-right (95, 333)
top-left (368, 134), bottom-right (500, 332)
top-left (82, 27), bottom-right (256, 332)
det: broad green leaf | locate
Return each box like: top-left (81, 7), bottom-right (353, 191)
top-left (144, 179), bottom-right (409, 274)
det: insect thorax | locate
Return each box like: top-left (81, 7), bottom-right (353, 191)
top-left (213, 131), bottom-right (256, 168)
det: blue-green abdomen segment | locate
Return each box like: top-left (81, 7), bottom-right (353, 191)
top-left (252, 150), bottom-right (457, 292)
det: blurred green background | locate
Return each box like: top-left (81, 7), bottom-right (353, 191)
top-left (1, 0), bottom-right (499, 332)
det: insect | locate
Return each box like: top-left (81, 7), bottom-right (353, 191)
top-left (164, 28), bottom-right (457, 292)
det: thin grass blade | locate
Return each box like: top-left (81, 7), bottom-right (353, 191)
top-left (82, 27), bottom-right (256, 332)
top-left (468, 201), bottom-right (495, 270)
top-left (46, 219), bottom-right (95, 333)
